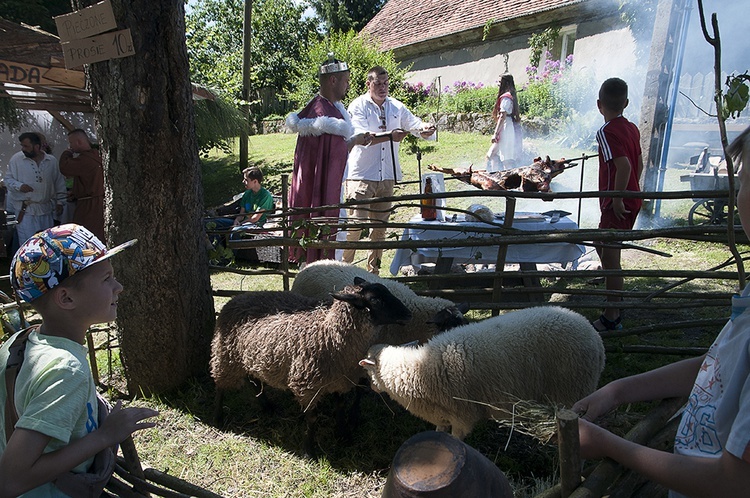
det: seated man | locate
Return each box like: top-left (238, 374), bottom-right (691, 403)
top-left (233, 167), bottom-right (275, 227)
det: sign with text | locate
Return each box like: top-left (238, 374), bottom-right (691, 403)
top-left (0, 60), bottom-right (85, 88)
top-left (54, 0), bottom-right (117, 42)
top-left (61, 29), bottom-right (135, 68)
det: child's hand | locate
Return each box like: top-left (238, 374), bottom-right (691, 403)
top-left (100, 401), bottom-right (159, 443)
top-left (612, 198), bottom-right (630, 219)
top-left (572, 383), bottom-right (618, 422)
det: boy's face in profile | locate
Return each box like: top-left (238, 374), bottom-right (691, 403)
top-left (62, 260), bottom-right (124, 325)
top-left (243, 176), bottom-right (260, 193)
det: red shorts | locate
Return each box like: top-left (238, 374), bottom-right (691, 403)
top-left (599, 207), bottom-right (639, 230)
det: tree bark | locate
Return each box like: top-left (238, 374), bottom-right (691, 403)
top-left (75, 0), bottom-right (215, 394)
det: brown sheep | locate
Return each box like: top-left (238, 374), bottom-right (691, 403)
top-left (211, 277), bottom-right (412, 454)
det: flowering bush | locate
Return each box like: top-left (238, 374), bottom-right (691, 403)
top-left (442, 80), bottom-right (485, 94)
top-left (404, 79), bottom-right (496, 116)
top-left (520, 52), bottom-right (581, 119)
top-left (401, 81), bottom-right (434, 109)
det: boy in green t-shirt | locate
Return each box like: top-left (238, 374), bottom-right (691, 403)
top-left (0, 224), bottom-right (158, 496)
top-left (233, 167), bottom-right (275, 227)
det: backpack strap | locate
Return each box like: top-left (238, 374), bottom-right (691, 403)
top-left (4, 325), bottom-right (39, 443)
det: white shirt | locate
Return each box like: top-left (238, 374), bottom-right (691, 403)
top-left (6, 151), bottom-right (66, 216)
top-left (346, 94), bottom-right (433, 181)
top-left (670, 284), bottom-right (750, 497)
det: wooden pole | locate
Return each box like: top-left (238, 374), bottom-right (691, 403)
top-left (556, 409), bottom-right (582, 497)
top-left (119, 436), bottom-right (150, 496)
top-left (86, 329), bottom-right (100, 386)
top-left (491, 197), bottom-right (515, 316)
top-left (238, 0), bottom-right (253, 173)
top-left (281, 174), bottom-right (290, 291)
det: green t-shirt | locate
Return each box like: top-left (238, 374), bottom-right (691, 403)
top-left (240, 187), bottom-right (274, 226)
top-left (0, 329), bottom-right (98, 497)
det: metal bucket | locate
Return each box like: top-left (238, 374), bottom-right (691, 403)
top-left (381, 431), bottom-right (513, 498)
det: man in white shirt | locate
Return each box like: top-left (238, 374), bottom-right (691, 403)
top-left (5, 132), bottom-right (67, 245)
top-left (342, 66), bottom-right (435, 274)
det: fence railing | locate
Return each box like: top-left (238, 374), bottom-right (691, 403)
top-left (214, 176), bottom-right (744, 345)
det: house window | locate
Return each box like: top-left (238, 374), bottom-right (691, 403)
top-left (550, 25), bottom-right (576, 62)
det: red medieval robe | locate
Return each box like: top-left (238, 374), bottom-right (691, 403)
top-left (59, 148), bottom-right (106, 242)
top-left (286, 95), bottom-right (352, 264)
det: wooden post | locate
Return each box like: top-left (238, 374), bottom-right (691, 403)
top-left (556, 409), bottom-right (582, 497)
top-left (86, 329), bottom-right (100, 386)
top-left (120, 436), bottom-right (150, 497)
top-left (638, 0), bottom-right (691, 215)
top-left (491, 197), bottom-right (516, 316)
top-left (238, 0), bottom-right (253, 173)
top-left (281, 174), bottom-right (290, 291)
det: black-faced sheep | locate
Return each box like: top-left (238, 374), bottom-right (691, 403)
top-left (291, 260), bottom-right (469, 344)
top-left (210, 277), bottom-right (412, 453)
top-left (359, 306), bottom-right (605, 439)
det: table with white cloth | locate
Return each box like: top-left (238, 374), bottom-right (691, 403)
top-left (389, 213), bottom-right (584, 276)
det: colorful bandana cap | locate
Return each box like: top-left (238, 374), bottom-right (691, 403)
top-left (10, 224), bottom-right (137, 303)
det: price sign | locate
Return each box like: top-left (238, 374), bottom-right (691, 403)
top-left (61, 29), bottom-right (135, 68)
top-left (54, 0), bottom-right (117, 42)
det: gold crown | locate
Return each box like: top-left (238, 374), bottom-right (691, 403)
top-left (320, 52), bottom-right (348, 74)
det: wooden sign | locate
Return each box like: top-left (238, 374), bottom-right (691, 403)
top-left (0, 60), bottom-right (85, 88)
top-left (61, 29), bottom-right (135, 69)
top-left (54, 0), bottom-right (117, 42)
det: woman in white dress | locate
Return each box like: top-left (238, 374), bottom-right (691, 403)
top-left (485, 74), bottom-right (522, 172)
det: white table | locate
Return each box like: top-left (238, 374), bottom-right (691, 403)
top-left (389, 213), bottom-right (584, 275)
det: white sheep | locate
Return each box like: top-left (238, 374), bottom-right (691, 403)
top-left (210, 277), bottom-right (412, 453)
top-left (359, 306), bottom-right (606, 439)
top-left (292, 260), bottom-right (468, 344)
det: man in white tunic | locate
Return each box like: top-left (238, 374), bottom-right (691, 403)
top-left (5, 132), bottom-right (67, 245)
top-left (342, 66), bottom-right (435, 274)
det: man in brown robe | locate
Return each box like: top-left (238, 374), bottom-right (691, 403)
top-left (59, 129), bottom-right (106, 242)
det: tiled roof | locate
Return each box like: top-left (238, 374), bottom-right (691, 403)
top-left (361, 0), bottom-right (586, 51)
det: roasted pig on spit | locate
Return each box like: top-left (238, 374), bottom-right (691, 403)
top-left (428, 156), bottom-right (574, 192)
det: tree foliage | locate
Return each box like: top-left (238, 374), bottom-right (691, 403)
top-left (286, 30), bottom-right (408, 110)
top-left (308, 0), bottom-right (385, 34)
top-left (186, 0), bottom-right (317, 109)
top-left (194, 92), bottom-right (247, 154)
top-left (618, 0), bottom-right (657, 62)
top-left (0, 0), bottom-right (72, 34)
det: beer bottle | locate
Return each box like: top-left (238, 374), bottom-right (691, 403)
top-left (421, 177), bottom-right (437, 221)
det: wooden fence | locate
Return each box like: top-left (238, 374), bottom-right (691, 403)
top-left (676, 71), bottom-right (750, 119)
top-left (216, 178), bottom-right (744, 345)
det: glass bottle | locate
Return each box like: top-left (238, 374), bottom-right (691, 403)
top-left (421, 177), bottom-right (437, 221)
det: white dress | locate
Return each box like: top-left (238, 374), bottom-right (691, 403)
top-left (485, 95), bottom-right (517, 172)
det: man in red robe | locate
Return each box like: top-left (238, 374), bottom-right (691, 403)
top-left (59, 129), bottom-right (106, 242)
top-left (285, 55), bottom-right (370, 265)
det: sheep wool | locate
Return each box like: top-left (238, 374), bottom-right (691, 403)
top-left (360, 306), bottom-right (606, 439)
top-left (292, 260), bottom-right (467, 344)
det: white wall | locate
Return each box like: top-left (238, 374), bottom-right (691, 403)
top-left (400, 19), bottom-right (641, 109)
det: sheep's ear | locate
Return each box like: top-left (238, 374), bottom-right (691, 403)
top-left (399, 340), bottom-right (419, 348)
top-left (457, 302), bottom-right (471, 313)
top-left (353, 276), bottom-right (369, 286)
top-left (359, 358), bottom-right (376, 367)
top-left (331, 291), bottom-right (367, 308)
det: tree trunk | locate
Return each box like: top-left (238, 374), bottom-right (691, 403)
top-left (75, 0), bottom-right (215, 394)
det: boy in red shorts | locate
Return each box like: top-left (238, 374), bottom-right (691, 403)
top-left (593, 77), bottom-right (644, 332)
